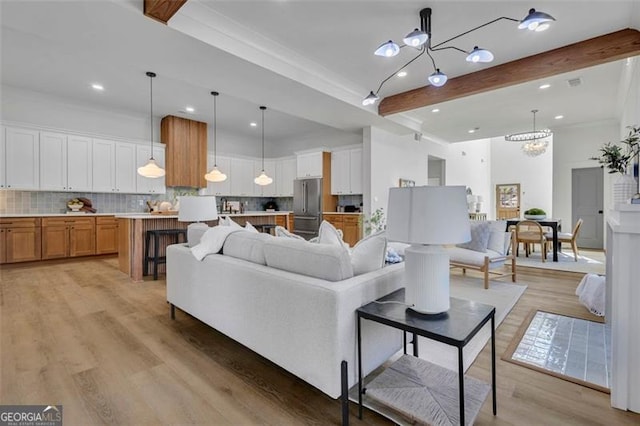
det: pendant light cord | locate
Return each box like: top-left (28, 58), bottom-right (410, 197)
top-left (146, 71), bottom-right (156, 160)
top-left (260, 106), bottom-right (266, 171)
top-left (212, 91), bottom-right (219, 167)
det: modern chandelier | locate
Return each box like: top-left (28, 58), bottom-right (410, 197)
top-left (505, 109), bottom-right (551, 157)
top-left (363, 7), bottom-right (555, 106)
top-left (254, 106), bottom-right (273, 186)
top-left (204, 91), bottom-right (228, 182)
top-left (137, 71), bottom-right (166, 178)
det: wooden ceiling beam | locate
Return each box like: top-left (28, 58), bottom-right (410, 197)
top-left (144, 0), bottom-right (188, 25)
top-left (378, 28), bottom-right (640, 116)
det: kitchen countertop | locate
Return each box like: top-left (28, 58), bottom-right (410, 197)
top-left (0, 212), bottom-right (124, 218)
top-left (115, 211), bottom-right (291, 219)
top-left (322, 212), bottom-right (363, 215)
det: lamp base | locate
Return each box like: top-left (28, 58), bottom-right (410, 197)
top-left (404, 244), bottom-right (451, 314)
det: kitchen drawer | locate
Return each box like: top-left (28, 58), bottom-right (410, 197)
top-left (0, 217), bottom-right (40, 228)
top-left (43, 217), bottom-right (95, 227)
top-left (96, 216), bottom-right (118, 226)
top-left (343, 215), bottom-right (361, 224)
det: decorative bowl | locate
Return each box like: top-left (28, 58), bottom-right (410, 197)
top-left (67, 202), bottom-right (83, 212)
top-left (524, 214), bottom-right (546, 220)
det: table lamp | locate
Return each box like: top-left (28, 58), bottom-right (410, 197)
top-left (387, 186), bottom-right (471, 314)
top-left (178, 196), bottom-right (218, 243)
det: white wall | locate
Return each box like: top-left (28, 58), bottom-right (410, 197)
top-left (445, 138), bottom-right (492, 216)
top-left (490, 136), bottom-right (554, 218)
top-left (363, 126), bottom-right (430, 219)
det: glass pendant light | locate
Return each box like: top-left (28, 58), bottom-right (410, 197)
top-left (518, 8), bottom-right (556, 32)
top-left (362, 91), bottom-right (380, 106)
top-left (465, 46), bottom-right (494, 63)
top-left (403, 28), bottom-right (428, 48)
top-left (137, 71), bottom-right (166, 178)
top-left (204, 91), bottom-right (228, 182)
top-left (374, 40), bottom-right (400, 57)
top-left (428, 69), bottom-right (447, 87)
top-left (254, 106), bottom-right (273, 186)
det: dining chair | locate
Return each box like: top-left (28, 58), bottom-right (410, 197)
top-left (515, 220), bottom-right (547, 262)
top-left (546, 218), bottom-right (583, 261)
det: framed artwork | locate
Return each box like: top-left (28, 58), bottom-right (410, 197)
top-left (399, 178), bottom-right (415, 187)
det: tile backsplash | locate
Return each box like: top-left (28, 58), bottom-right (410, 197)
top-left (0, 190), bottom-right (293, 215)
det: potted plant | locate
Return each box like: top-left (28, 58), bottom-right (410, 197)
top-left (524, 208), bottom-right (546, 220)
top-left (591, 125), bottom-right (640, 203)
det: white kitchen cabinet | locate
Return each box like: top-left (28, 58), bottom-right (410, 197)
top-left (40, 132), bottom-right (92, 192)
top-left (230, 158), bottom-right (255, 196)
top-left (136, 145), bottom-right (166, 194)
top-left (0, 126), bottom-right (5, 188)
top-left (206, 154), bottom-right (231, 196)
top-left (296, 151), bottom-right (323, 178)
top-left (331, 148), bottom-right (362, 195)
top-left (92, 139), bottom-right (137, 193)
top-left (276, 157), bottom-right (296, 197)
top-left (256, 159), bottom-right (277, 197)
top-left (5, 127), bottom-right (39, 190)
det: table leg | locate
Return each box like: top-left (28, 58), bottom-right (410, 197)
top-left (458, 346), bottom-right (465, 425)
top-left (357, 315), bottom-right (363, 420)
top-left (413, 332), bottom-right (419, 357)
top-left (553, 224), bottom-right (559, 262)
top-left (403, 331), bottom-right (407, 355)
top-left (491, 314), bottom-right (497, 415)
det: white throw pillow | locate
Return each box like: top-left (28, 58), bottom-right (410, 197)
top-left (318, 220), bottom-right (343, 246)
top-left (486, 220), bottom-right (508, 255)
top-left (223, 231), bottom-right (272, 265)
top-left (457, 221), bottom-right (490, 253)
top-left (351, 231), bottom-right (387, 275)
top-left (190, 226), bottom-right (239, 261)
top-left (219, 216), bottom-right (242, 229)
top-left (275, 225), bottom-right (305, 240)
top-left (244, 221), bottom-right (259, 233)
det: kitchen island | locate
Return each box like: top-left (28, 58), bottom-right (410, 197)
top-left (116, 211), bottom-right (291, 282)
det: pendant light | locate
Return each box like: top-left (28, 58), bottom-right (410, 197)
top-left (254, 106), bottom-right (273, 186)
top-left (204, 91), bottom-right (228, 182)
top-left (137, 71), bottom-right (165, 178)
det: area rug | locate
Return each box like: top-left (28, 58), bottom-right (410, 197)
top-left (502, 309), bottom-right (610, 393)
top-left (515, 249), bottom-right (605, 275)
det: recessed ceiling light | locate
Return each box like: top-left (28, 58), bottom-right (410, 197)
top-left (468, 128), bottom-right (479, 134)
top-left (185, 106), bottom-right (195, 113)
top-left (397, 70), bottom-right (408, 77)
top-left (539, 83), bottom-right (551, 89)
top-left (554, 115), bottom-right (564, 120)
top-left (432, 108), bottom-right (440, 113)
top-left (250, 122), bottom-right (257, 127)
top-left (91, 83), bottom-right (104, 91)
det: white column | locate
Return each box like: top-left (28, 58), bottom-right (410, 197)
top-left (607, 204), bottom-right (640, 412)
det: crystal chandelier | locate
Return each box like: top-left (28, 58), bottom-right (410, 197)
top-left (505, 109), bottom-right (551, 156)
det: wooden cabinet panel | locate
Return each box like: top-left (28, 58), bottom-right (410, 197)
top-left (321, 214), bottom-right (362, 247)
top-left (42, 217), bottom-right (95, 259)
top-left (162, 115), bottom-right (207, 188)
top-left (96, 217), bottom-right (119, 254)
top-left (70, 223), bottom-right (96, 257)
top-left (275, 215), bottom-right (286, 229)
top-left (42, 225), bottom-right (69, 259)
top-left (1, 218), bottom-right (42, 264)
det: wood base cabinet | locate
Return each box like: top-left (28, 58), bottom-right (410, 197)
top-left (96, 217), bottom-right (119, 254)
top-left (42, 217), bottom-right (95, 259)
top-left (322, 213), bottom-right (362, 247)
top-left (0, 218), bottom-right (41, 264)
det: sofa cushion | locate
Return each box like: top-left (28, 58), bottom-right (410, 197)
top-left (220, 216), bottom-right (242, 229)
top-left (191, 226), bottom-right (241, 261)
top-left (244, 221), bottom-right (259, 233)
top-left (263, 238), bottom-right (353, 282)
top-left (187, 225), bottom-right (211, 247)
top-left (448, 246), bottom-right (506, 267)
top-left (456, 221), bottom-right (490, 253)
top-left (351, 231), bottom-right (387, 275)
top-left (223, 231), bottom-right (272, 265)
top-left (486, 220), bottom-right (508, 255)
top-left (275, 225), bottom-right (305, 240)
top-left (318, 220), bottom-right (348, 249)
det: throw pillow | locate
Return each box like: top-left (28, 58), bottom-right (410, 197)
top-left (244, 221), bottom-right (259, 233)
top-left (486, 220), bottom-right (507, 255)
top-left (456, 221), bottom-right (490, 253)
top-left (190, 226), bottom-right (240, 261)
top-left (275, 225), bottom-right (305, 240)
top-left (219, 215), bottom-right (242, 229)
top-left (318, 220), bottom-right (343, 246)
top-left (351, 231), bottom-right (387, 275)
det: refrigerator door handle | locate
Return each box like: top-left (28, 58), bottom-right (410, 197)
top-left (302, 182), bottom-right (307, 213)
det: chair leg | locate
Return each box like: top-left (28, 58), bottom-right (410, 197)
top-left (572, 241), bottom-right (579, 261)
top-left (483, 257), bottom-right (490, 290)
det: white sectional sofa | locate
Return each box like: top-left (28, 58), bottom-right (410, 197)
top-left (166, 230), bottom-right (404, 411)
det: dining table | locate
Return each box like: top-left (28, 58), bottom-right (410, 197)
top-left (506, 218), bottom-right (562, 262)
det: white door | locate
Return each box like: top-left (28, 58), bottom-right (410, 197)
top-left (572, 167), bottom-right (604, 249)
top-left (331, 150), bottom-right (349, 194)
top-left (230, 158), bottom-right (254, 196)
top-left (66, 135), bottom-right (93, 192)
top-left (5, 127), bottom-right (39, 190)
top-left (0, 126), bottom-right (5, 188)
top-left (40, 131), bottom-right (67, 191)
top-left (296, 152), bottom-right (323, 178)
top-left (115, 142), bottom-right (136, 193)
top-left (92, 139), bottom-right (116, 192)
top-left (279, 157), bottom-right (296, 197)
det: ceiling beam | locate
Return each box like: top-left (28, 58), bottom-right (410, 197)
top-left (379, 28), bottom-right (640, 116)
top-left (144, 0), bottom-right (188, 24)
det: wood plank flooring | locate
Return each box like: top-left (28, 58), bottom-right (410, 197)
top-left (1, 258), bottom-right (639, 425)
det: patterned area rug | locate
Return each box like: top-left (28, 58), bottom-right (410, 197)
top-left (502, 309), bottom-right (610, 393)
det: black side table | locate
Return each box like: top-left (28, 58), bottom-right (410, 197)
top-left (357, 288), bottom-right (496, 425)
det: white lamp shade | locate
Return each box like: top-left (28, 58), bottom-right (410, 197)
top-left (428, 69), bottom-right (448, 87)
top-left (387, 185), bottom-right (471, 245)
top-left (205, 166), bottom-right (227, 182)
top-left (254, 171), bottom-right (273, 186)
top-left (137, 158), bottom-right (166, 178)
top-left (374, 40), bottom-right (400, 57)
top-left (178, 196), bottom-right (218, 222)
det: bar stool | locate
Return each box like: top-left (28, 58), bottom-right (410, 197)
top-left (258, 224), bottom-right (277, 235)
top-left (144, 229), bottom-right (187, 280)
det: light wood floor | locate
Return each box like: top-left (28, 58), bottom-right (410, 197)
top-left (1, 258), bottom-right (639, 425)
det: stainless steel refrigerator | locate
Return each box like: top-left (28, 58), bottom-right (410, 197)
top-left (293, 178), bottom-right (322, 239)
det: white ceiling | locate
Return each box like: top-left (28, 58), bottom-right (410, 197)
top-left (1, 1), bottom-right (639, 149)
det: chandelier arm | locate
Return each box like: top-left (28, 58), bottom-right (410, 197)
top-left (375, 46), bottom-right (426, 95)
top-left (430, 45), bottom-right (469, 54)
top-left (425, 49), bottom-right (438, 71)
top-left (430, 16), bottom-right (518, 49)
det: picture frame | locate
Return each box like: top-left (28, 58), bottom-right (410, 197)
top-left (399, 178), bottom-right (415, 188)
